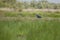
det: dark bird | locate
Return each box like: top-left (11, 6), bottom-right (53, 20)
top-left (36, 14), bottom-right (42, 18)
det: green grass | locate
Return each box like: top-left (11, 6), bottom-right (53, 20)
top-left (0, 11), bottom-right (60, 18)
top-left (0, 11), bottom-right (60, 40)
top-left (0, 19), bottom-right (60, 40)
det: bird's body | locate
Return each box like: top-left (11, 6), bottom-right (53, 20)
top-left (36, 14), bottom-right (42, 18)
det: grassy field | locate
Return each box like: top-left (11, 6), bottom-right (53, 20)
top-left (0, 10), bottom-right (60, 18)
top-left (0, 11), bottom-right (60, 40)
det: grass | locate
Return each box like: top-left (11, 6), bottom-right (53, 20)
top-left (0, 19), bottom-right (60, 40)
top-left (0, 11), bottom-right (60, 40)
top-left (27, 20), bottom-right (60, 40)
top-left (0, 10), bottom-right (60, 18)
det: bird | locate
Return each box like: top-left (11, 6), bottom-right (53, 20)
top-left (36, 14), bottom-right (42, 18)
